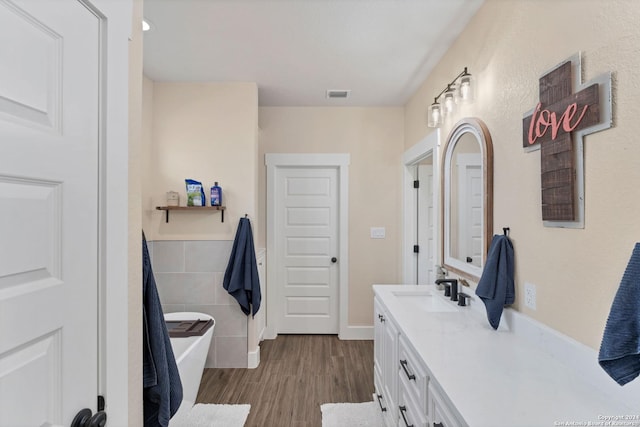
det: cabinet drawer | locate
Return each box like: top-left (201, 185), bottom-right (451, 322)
top-left (398, 384), bottom-right (428, 427)
top-left (429, 382), bottom-right (467, 427)
top-left (398, 334), bottom-right (428, 414)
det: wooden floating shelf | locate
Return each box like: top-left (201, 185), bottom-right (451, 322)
top-left (156, 206), bottom-right (226, 223)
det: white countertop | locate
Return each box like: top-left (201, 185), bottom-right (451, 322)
top-left (373, 284), bottom-right (639, 427)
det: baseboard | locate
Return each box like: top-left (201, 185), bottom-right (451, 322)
top-left (339, 325), bottom-right (374, 340)
top-left (261, 325), bottom-right (374, 341)
top-left (247, 346), bottom-right (260, 369)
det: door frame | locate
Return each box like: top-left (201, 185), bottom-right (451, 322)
top-left (265, 153), bottom-right (350, 339)
top-left (93, 0), bottom-right (131, 424)
top-left (402, 130), bottom-right (440, 284)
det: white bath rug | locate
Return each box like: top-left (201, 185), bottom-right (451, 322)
top-left (169, 403), bottom-right (250, 427)
top-left (321, 401), bottom-right (385, 427)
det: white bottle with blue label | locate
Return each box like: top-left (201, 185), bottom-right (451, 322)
top-left (210, 182), bottom-right (222, 206)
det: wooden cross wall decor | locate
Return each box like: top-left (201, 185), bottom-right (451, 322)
top-left (522, 53), bottom-right (612, 228)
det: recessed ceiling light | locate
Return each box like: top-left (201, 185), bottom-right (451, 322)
top-left (142, 19), bottom-right (152, 32)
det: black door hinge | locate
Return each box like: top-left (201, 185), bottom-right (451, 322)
top-left (98, 395), bottom-right (105, 412)
top-left (413, 180), bottom-right (419, 189)
top-left (413, 245), bottom-right (419, 253)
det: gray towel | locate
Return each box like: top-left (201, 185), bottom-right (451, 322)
top-left (598, 243), bottom-right (640, 386)
top-left (475, 234), bottom-right (515, 330)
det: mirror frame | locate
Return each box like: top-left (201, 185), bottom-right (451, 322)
top-left (441, 117), bottom-right (493, 282)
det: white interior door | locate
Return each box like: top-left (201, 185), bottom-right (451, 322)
top-left (275, 166), bottom-right (339, 334)
top-left (457, 156), bottom-right (482, 267)
top-left (417, 162), bottom-right (435, 285)
top-left (0, 1), bottom-right (101, 425)
top-left (402, 130), bottom-right (439, 286)
top-left (404, 156), bottom-right (436, 285)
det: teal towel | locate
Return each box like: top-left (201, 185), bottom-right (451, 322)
top-left (475, 234), bottom-right (515, 330)
top-left (598, 243), bottom-right (640, 386)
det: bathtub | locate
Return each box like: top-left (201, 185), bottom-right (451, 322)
top-left (165, 312), bottom-right (215, 420)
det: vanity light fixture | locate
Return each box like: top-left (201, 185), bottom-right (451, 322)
top-left (427, 67), bottom-right (474, 128)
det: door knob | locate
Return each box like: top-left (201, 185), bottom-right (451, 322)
top-left (71, 408), bottom-right (107, 427)
top-left (331, 257), bottom-right (337, 263)
top-left (88, 412), bottom-right (107, 427)
top-left (71, 409), bottom-right (91, 427)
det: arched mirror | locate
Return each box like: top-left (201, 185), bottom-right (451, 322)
top-left (442, 118), bottom-right (493, 282)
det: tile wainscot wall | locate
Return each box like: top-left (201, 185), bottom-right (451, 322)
top-left (149, 240), bottom-right (249, 368)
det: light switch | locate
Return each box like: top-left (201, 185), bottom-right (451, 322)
top-left (370, 227), bottom-right (386, 239)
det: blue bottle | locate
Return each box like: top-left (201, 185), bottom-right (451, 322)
top-left (210, 182), bottom-right (222, 206)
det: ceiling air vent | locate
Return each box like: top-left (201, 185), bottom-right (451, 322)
top-left (326, 89), bottom-right (351, 99)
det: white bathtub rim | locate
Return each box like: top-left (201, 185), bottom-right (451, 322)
top-left (164, 312), bottom-right (215, 365)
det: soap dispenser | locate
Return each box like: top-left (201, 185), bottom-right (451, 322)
top-left (435, 265), bottom-right (447, 290)
top-left (210, 182), bottom-right (222, 206)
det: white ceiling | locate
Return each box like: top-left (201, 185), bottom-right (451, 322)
top-left (142, 0), bottom-right (484, 107)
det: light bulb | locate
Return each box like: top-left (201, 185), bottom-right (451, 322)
top-left (459, 81), bottom-right (470, 100)
top-left (428, 103), bottom-right (442, 128)
top-left (457, 74), bottom-right (473, 103)
top-left (444, 92), bottom-right (456, 114)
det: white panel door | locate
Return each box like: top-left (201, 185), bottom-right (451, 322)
top-left (0, 1), bottom-right (101, 425)
top-left (458, 164), bottom-right (482, 267)
top-left (275, 167), bottom-right (339, 334)
top-left (417, 163), bottom-right (435, 285)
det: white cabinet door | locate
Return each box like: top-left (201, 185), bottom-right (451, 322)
top-left (374, 297), bottom-right (401, 427)
top-left (381, 309), bottom-right (399, 426)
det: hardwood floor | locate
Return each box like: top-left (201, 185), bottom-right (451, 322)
top-left (196, 335), bottom-right (374, 427)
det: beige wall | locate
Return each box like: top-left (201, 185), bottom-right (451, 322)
top-left (139, 0), bottom-right (640, 346)
top-left (258, 107), bottom-right (404, 325)
top-left (142, 82), bottom-right (259, 241)
top-left (141, 76), bottom-right (154, 237)
top-left (128, 0), bottom-right (143, 424)
top-left (405, 0), bottom-right (640, 349)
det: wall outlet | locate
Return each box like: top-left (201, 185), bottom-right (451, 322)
top-left (524, 282), bottom-right (537, 310)
top-left (370, 227), bottom-right (386, 239)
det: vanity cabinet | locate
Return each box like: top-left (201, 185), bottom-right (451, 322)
top-left (375, 297), bottom-right (434, 427)
top-left (374, 294), bottom-right (464, 427)
top-left (374, 285), bottom-right (638, 426)
top-left (374, 298), bottom-right (399, 426)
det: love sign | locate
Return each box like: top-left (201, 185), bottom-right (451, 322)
top-left (522, 53), bottom-right (612, 227)
top-left (527, 101), bottom-right (590, 146)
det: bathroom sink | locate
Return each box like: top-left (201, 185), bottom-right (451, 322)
top-left (391, 290), bottom-right (458, 313)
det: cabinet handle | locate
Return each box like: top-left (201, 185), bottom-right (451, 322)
top-left (378, 314), bottom-right (385, 322)
top-left (400, 359), bottom-right (416, 381)
top-left (376, 394), bottom-right (387, 412)
top-left (434, 423), bottom-right (444, 427)
top-left (399, 406), bottom-right (414, 427)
